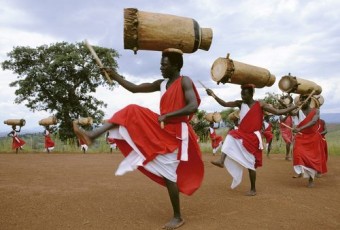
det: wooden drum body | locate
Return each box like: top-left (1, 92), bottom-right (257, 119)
top-left (278, 74), bottom-right (322, 95)
top-left (77, 117), bottom-right (93, 126)
top-left (4, 119), bottom-right (26, 126)
top-left (39, 116), bottom-right (57, 126)
top-left (124, 8), bottom-right (213, 54)
top-left (205, 112), bottom-right (221, 123)
top-left (211, 54), bottom-right (275, 88)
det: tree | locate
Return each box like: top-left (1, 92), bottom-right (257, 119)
top-left (2, 41), bottom-right (119, 141)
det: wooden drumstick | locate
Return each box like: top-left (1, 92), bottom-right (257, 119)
top-left (279, 121), bottom-right (302, 134)
top-left (297, 89), bottom-right (316, 110)
top-left (84, 39), bottom-right (113, 84)
top-left (160, 121), bottom-right (165, 129)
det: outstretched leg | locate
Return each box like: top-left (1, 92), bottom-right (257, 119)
top-left (211, 152), bottom-right (226, 168)
top-left (246, 169), bottom-right (257, 196)
top-left (73, 121), bottom-right (116, 146)
top-left (163, 178), bottom-right (184, 230)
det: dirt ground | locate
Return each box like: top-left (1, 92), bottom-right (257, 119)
top-left (0, 151), bottom-right (339, 230)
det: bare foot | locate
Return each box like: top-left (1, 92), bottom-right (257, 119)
top-left (72, 121), bottom-right (93, 146)
top-left (162, 217), bottom-right (184, 230)
top-left (307, 177), bottom-right (314, 188)
top-left (285, 156), bottom-right (291, 161)
top-left (246, 190), bottom-right (257, 196)
top-left (292, 173), bottom-right (302, 178)
top-left (211, 160), bottom-right (224, 168)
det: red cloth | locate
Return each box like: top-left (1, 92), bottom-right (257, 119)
top-left (11, 132), bottom-right (25, 149)
top-left (209, 129), bottom-right (223, 148)
top-left (318, 119), bottom-right (328, 162)
top-left (44, 136), bottom-right (55, 148)
top-left (44, 131), bottom-right (55, 148)
top-left (107, 137), bottom-right (116, 145)
top-left (293, 109), bottom-right (327, 173)
top-left (228, 101), bottom-right (263, 168)
top-left (108, 76), bottom-right (204, 195)
top-left (280, 116), bottom-right (293, 144)
top-left (262, 122), bottom-right (273, 143)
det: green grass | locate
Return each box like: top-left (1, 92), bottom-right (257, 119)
top-left (1, 124), bottom-right (339, 155)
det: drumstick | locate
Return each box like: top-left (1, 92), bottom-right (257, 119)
top-left (279, 121), bottom-right (302, 134)
top-left (84, 39), bottom-right (113, 84)
top-left (198, 80), bottom-right (208, 89)
top-left (160, 121), bottom-right (164, 129)
top-left (297, 89), bottom-right (316, 110)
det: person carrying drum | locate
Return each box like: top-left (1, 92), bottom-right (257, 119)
top-left (8, 125), bottom-right (26, 154)
top-left (73, 48), bottom-right (203, 230)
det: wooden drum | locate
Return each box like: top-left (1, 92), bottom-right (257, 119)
top-left (4, 119), bottom-right (26, 126)
top-left (210, 53), bottom-right (276, 88)
top-left (205, 112), bottom-right (221, 123)
top-left (77, 117), bottom-right (93, 126)
top-left (124, 8), bottom-right (213, 54)
top-left (228, 110), bottom-right (240, 122)
top-left (39, 116), bottom-right (57, 126)
top-left (278, 74), bottom-right (322, 95)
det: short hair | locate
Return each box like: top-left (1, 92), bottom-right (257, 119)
top-left (241, 83), bottom-right (255, 95)
top-left (162, 48), bottom-right (183, 70)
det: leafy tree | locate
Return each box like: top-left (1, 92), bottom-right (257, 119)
top-left (190, 109), bottom-right (209, 142)
top-left (2, 41), bottom-right (119, 141)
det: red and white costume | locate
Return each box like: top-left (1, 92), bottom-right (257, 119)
top-left (221, 102), bottom-right (264, 188)
top-left (107, 136), bottom-right (117, 149)
top-left (262, 120), bottom-right (273, 150)
top-left (209, 127), bottom-right (223, 154)
top-left (79, 138), bottom-right (88, 152)
top-left (279, 115), bottom-right (293, 144)
top-left (9, 130), bottom-right (26, 150)
top-left (106, 77), bottom-right (204, 195)
top-left (292, 109), bottom-right (327, 178)
top-left (44, 130), bottom-right (55, 151)
top-left (318, 119), bottom-right (328, 162)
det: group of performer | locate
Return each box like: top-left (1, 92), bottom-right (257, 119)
top-left (67, 48), bottom-right (329, 230)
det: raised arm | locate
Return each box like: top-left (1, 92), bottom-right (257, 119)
top-left (206, 88), bottom-right (241, 107)
top-left (102, 67), bottom-right (163, 93)
top-left (293, 109), bottom-right (320, 133)
top-left (261, 101), bottom-right (298, 115)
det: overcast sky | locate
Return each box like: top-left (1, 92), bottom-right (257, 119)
top-left (1, 0), bottom-right (339, 132)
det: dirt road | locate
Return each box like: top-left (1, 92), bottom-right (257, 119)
top-left (0, 152), bottom-right (339, 230)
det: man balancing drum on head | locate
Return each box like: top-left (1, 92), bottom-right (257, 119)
top-left (73, 48), bottom-right (204, 230)
top-left (205, 84), bottom-right (299, 196)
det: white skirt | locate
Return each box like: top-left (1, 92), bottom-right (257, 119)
top-left (108, 126), bottom-right (179, 182)
top-left (221, 135), bottom-right (256, 189)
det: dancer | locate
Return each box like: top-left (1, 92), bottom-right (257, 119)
top-left (208, 122), bottom-right (223, 155)
top-left (206, 84), bottom-right (298, 196)
top-left (43, 126), bottom-right (55, 153)
top-left (8, 125), bottom-right (26, 154)
top-left (292, 95), bottom-right (327, 187)
top-left (73, 48), bottom-right (203, 229)
top-left (262, 116), bottom-right (273, 157)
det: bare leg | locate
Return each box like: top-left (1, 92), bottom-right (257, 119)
top-left (73, 121), bottom-right (116, 146)
top-left (266, 140), bottom-right (272, 157)
top-left (16, 148), bottom-right (18, 154)
top-left (211, 152), bottom-right (226, 168)
top-left (163, 178), bottom-right (184, 230)
top-left (246, 169), bottom-right (257, 196)
top-left (285, 143), bottom-right (291, 160)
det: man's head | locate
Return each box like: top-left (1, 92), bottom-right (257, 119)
top-left (299, 94), bottom-right (311, 109)
top-left (241, 84), bottom-right (255, 102)
top-left (161, 48), bottom-right (183, 78)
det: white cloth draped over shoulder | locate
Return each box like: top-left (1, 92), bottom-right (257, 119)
top-left (221, 103), bottom-right (263, 189)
